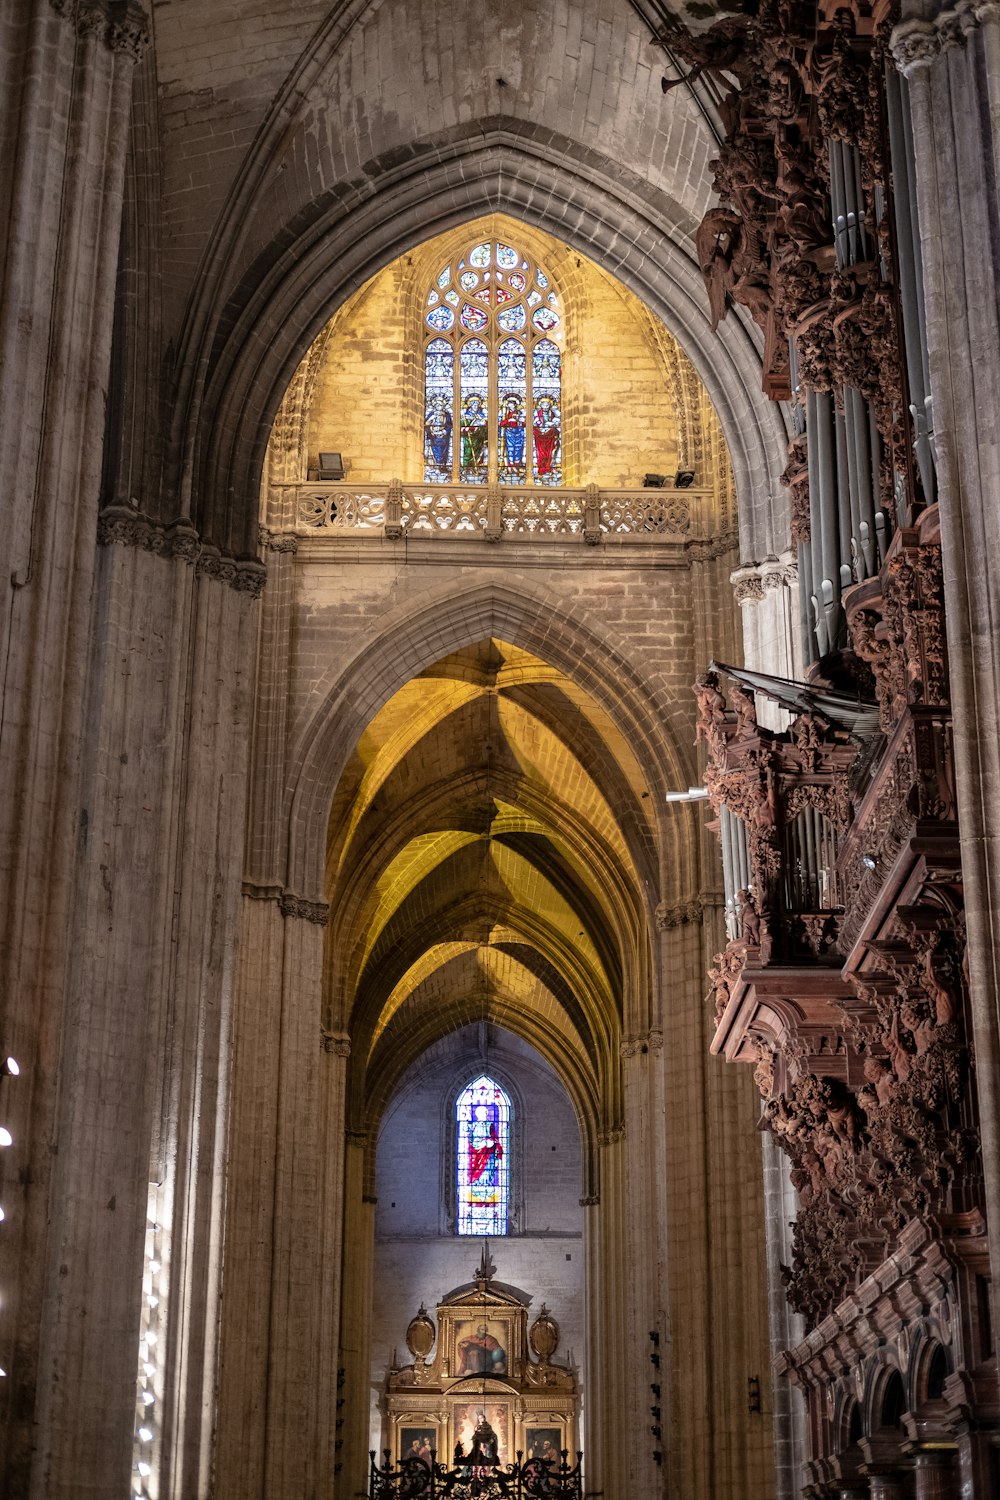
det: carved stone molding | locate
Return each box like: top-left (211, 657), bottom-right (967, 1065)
top-left (279, 891), bottom-right (330, 926)
top-left (578, 1194), bottom-right (600, 1207)
top-left (732, 556), bottom-right (797, 605)
top-left (322, 1030), bottom-right (351, 1056)
top-left (891, 1), bottom-right (1000, 74)
top-left (258, 526), bottom-right (300, 554)
top-left (51, 0), bottom-right (151, 59)
top-left (240, 881), bottom-right (330, 926)
top-left (597, 1125), bottom-right (625, 1147)
top-left (686, 530), bottom-right (739, 562)
top-left (98, 504), bottom-right (200, 562)
top-left (241, 881), bottom-right (284, 903)
top-left (655, 897), bottom-right (703, 930)
top-left (732, 572), bottom-right (765, 605)
top-left (99, 504), bottom-right (266, 596)
top-left (620, 1029), bottom-right (664, 1058)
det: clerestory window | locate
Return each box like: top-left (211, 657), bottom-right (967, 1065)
top-left (455, 1074), bottom-right (511, 1236)
top-left (423, 240), bottom-right (562, 487)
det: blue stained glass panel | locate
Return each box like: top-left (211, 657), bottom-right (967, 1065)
top-left (437, 266), bottom-right (450, 289)
top-left (426, 306), bottom-right (455, 331)
top-left (424, 339), bottom-right (454, 482)
top-left (532, 340), bottom-right (562, 486)
top-left (497, 304), bottom-right (526, 333)
top-left (497, 339), bottom-right (527, 485)
top-left (456, 1075), bottom-right (510, 1236)
top-left (460, 339), bottom-right (489, 483)
top-left (469, 243), bottom-right (491, 268)
top-left (496, 243), bottom-right (519, 269)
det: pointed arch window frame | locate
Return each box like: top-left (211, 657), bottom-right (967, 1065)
top-left (454, 1074), bottom-right (512, 1237)
top-left (421, 239), bottom-right (563, 488)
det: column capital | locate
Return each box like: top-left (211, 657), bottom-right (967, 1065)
top-left (51, 0), bottom-right (151, 60)
top-left (891, 1), bottom-right (1000, 75)
top-left (99, 504), bottom-right (267, 596)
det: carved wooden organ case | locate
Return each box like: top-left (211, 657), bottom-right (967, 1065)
top-left (671, 0), bottom-right (1000, 1490)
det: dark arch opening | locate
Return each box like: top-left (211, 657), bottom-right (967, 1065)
top-left (927, 1344), bottom-right (950, 1401)
top-left (880, 1370), bottom-right (906, 1429)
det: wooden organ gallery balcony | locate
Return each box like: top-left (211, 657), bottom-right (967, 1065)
top-left (697, 505), bottom-right (998, 1492)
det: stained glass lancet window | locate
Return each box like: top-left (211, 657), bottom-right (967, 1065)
top-left (423, 241), bottom-right (562, 486)
top-left (456, 1075), bottom-right (511, 1236)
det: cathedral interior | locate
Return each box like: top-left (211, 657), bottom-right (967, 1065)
top-left (2, 1), bottom-right (1000, 1497)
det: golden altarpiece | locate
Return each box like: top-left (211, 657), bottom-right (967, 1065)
top-left (381, 1251), bottom-right (578, 1469)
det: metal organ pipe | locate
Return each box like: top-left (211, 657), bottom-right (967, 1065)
top-left (720, 806), bottom-right (752, 940)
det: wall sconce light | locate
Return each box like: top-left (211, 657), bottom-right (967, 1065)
top-left (0, 1056), bottom-right (18, 1078)
top-left (643, 473), bottom-right (666, 488)
top-left (674, 468), bottom-right (695, 488)
top-left (748, 1375), bottom-right (761, 1414)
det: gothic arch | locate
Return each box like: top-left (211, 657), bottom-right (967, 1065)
top-left (281, 575), bottom-right (699, 912)
top-left (186, 133), bottom-right (788, 556)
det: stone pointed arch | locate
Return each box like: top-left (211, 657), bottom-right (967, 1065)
top-left (187, 130), bottom-right (788, 557)
top-left (280, 573), bottom-right (697, 913)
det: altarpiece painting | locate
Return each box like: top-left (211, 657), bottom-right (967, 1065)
top-left (380, 1251), bottom-right (578, 1466)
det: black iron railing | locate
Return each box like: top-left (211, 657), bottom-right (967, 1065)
top-left (368, 1449), bottom-right (584, 1499)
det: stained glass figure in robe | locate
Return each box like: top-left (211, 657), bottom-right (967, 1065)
top-left (497, 339), bottom-right (527, 484)
top-left (423, 242), bottom-right (563, 485)
top-left (423, 339), bottom-right (454, 482)
top-left (456, 1075), bottom-right (510, 1236)
top-left (459, 339), bottom-right (489, 482)
top-left (532, 339), bottom-right (562, 485)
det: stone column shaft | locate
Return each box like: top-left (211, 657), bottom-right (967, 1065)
top-left (0, 5), bottom-right (147, 1493)
top-left (892, 0), bottom-right (1000, 1335)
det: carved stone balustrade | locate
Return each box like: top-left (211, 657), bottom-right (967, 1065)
top-left (269, 479), bottom-right (717, 544)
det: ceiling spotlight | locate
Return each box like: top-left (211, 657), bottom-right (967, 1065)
top-left (674, 468), bottom-right (695, 488)
top-left (862, 853), bottom-right (878, 871)
top-left (1, 1056), bottom-right (18, 1078)
top-left (0, 1128), bottom-right (12, 1148)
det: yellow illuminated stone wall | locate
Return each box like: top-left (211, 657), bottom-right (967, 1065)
top-left (298, 215), bottom-right (701, 489)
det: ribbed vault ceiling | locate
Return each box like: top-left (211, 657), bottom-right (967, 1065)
top-left (330, 639), bottom-right (654, 1143)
